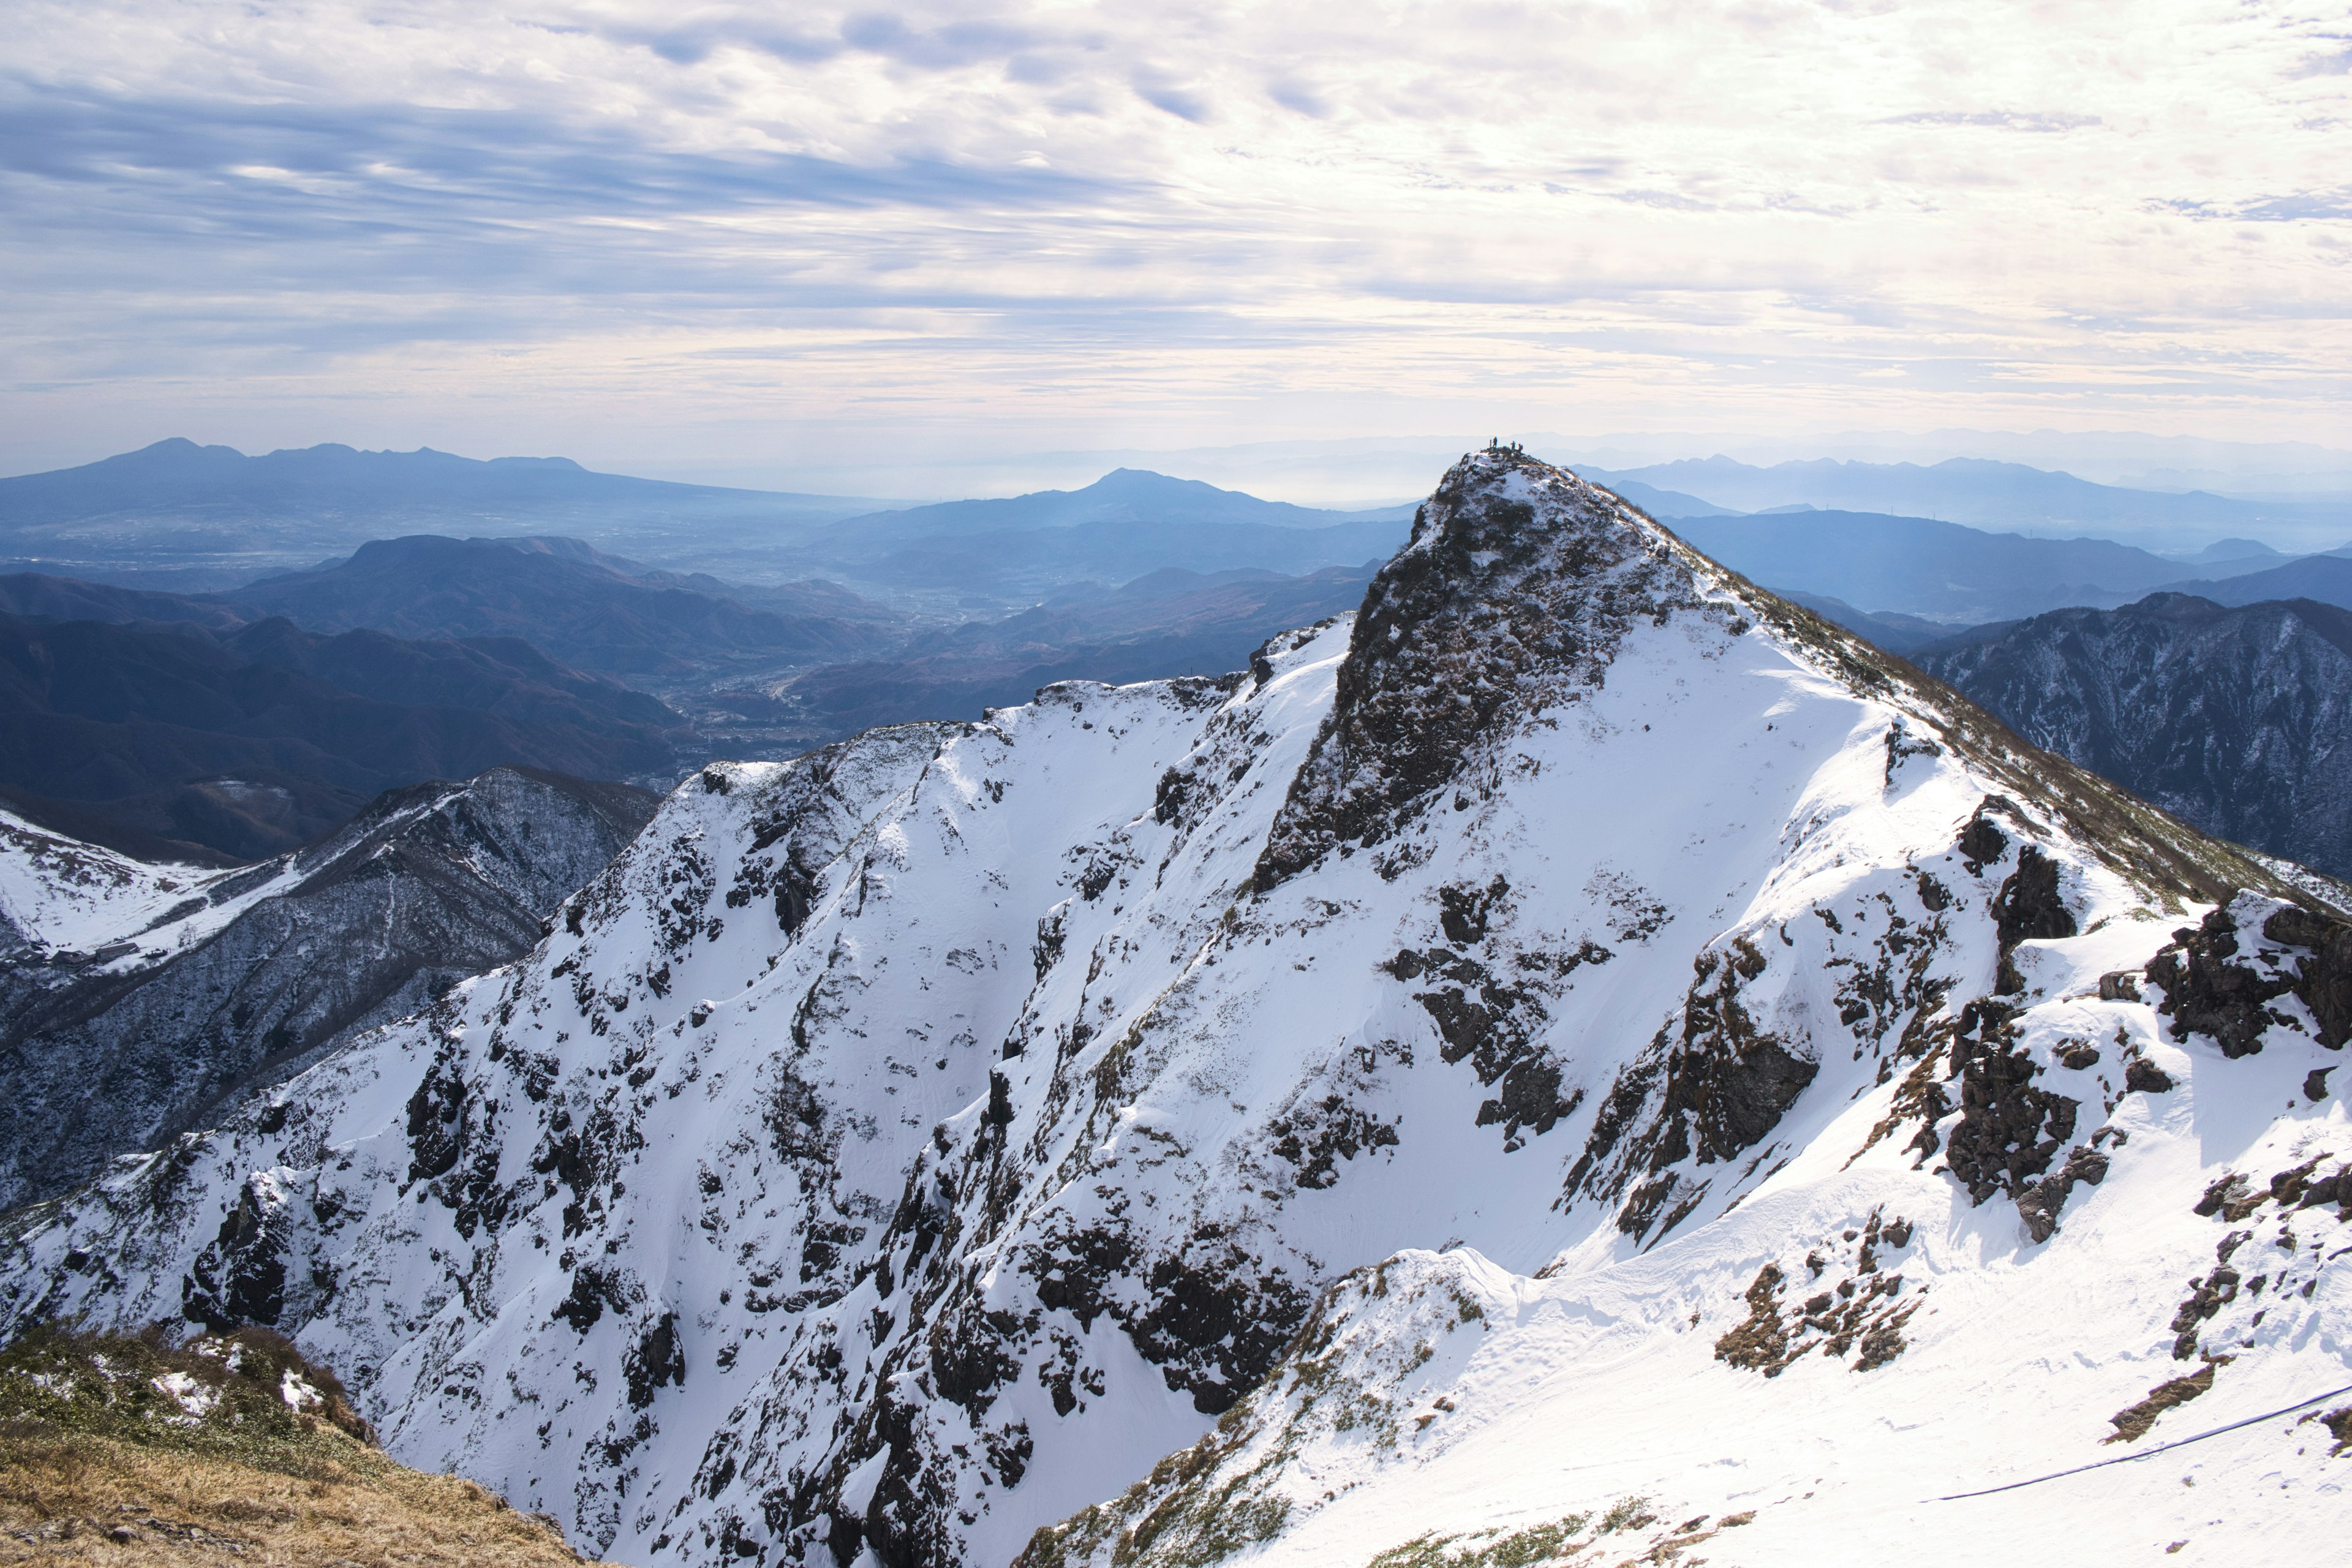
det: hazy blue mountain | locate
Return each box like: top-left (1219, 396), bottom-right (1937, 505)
top-left (1913, 592), bottom-right (2352, 876)
top-left (220, 535), bottom-right (892, 680)
top-left (1771, 590), bottom-right (1963, 655)
top-left (2171, 537), bottom-right (2291, 568)
top-left (794, 470), bottom-right (1413, 599)
top-left (0, 610), bottom-right (685, 860)
top-left (1588, 454), bottom-right (2350, 546)
top-left (0, 438), bottom-right (815, 519)
top-left (2169, 552), bottom-right (2352, 614)
top-left (823, 467), bottom-right (1414, 542)
top-left (836, 517), bottom-right (1402, 597)
top-left (1577, 475), bottom-right (1738, 518)
top-left (0, 571), bottom-right (254, 631)
top-left (1665, 509), bottom-right (2190, 622)
top-left (0, 439), bottom-right (893, 587)
top-left (778, 562), bottom-right (1378, 734)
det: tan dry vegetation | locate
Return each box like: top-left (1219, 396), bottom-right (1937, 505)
top-left (0, 1426), bottom-right (590, 1565)
top-left (0, 1325), bottom-right (601, 1567)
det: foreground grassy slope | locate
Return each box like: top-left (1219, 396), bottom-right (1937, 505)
top-left (0, 1325), bottom-right (595, 1566)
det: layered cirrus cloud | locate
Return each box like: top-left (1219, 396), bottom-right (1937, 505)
top-left (1, 1), bottom-right (2348, 472)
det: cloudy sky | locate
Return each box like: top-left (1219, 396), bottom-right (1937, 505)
top-left (4, 1), bottom-right (2348, 492)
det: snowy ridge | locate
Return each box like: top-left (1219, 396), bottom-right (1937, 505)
top-left (0, 807), bottom-right (292, 967)
top-left (2, 450), bottom-right (2348, 1568)
top-left (0, 767), bottom-right (655, 1207)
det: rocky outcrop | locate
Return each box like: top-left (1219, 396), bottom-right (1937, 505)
top-left (2143, 893), bottom-right (2352, 1058)
top-left (1255, 450), bottom-right (1711, 888)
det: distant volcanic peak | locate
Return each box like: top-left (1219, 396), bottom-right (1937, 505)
top-left (1255, 450), bottom-right (1716, 888)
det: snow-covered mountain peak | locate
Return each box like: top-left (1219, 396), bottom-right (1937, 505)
top-left (1260, 447), bottom-right (1721, 889)
top-left (5, 453), bottom-right (2351, 1567)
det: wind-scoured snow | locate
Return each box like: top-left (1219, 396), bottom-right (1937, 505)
top-left (2, 451), bottom-right (2347, 1568)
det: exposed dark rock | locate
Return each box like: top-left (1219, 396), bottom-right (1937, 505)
top-left (2193, 1173), bottom-right (2264, 1223)
top-left (1266, 1096), bottom-right (1401, 1189)
top-left (1127, 1232), bottom-right (1313, 1414)
top-left (405, 1047), bottom-right (469, 1185)
top-left (1438, 877), bottom-right (1510, 946)
top-left (2266, 1155), bottom-right (2334, 1210)
top-left (2167, 1232), bottom-right (2252, 1357)
top-left (1255, 450), bottom-right (1710, 888)
top-left (181, 1172), bottom-right (293, 1330)
top-left (625, 1312), bottom-right (686, 1408)
top-left (2108, 1362), bottom-right (2218, 1442)
top-left (1992, 845), bottom-right (2076, 949)
top-left (1713, 1264), bottom-right (1792, 1375)
top-left (2015, 1145), bottom-right (2110, 1243)
top-left (551, 1264), bottom-right (633, 1335)
top-left (1395, 945), bottom-right (1576, 1146)
top-left (1958, 808), bottom-right (2010, 870)
top-left (2142, 899), bottom-right (2334, 1059)
top-left (1582, 940), bottom-right (1818, 1204)
top-left (1942, 1004), bottom-right (2078, 1206)
top-left (2263, 905), bottom-right (2352, 1049)
top-left (1714, 1242), bottom-right (1917, 1378)
top-left (2125, 1058), bottom-right (2176, 1094)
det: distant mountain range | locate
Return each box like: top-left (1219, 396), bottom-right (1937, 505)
top-left (2166, 552), bottom-right (2352, 613)
top-left (222, 535), bottom-right (893, 679)
top-left (0, 439), bottom-right (892, 588)
top-left (826, 467), bottom-right (1411, 540)
top-left (0, 604), bottom-right (684, 860)
top-left (0, 445), bottom-right (1425, 606)
top-left (1667, 510), bottom-right (2352, 625)
top-left (1581, 454), bottom-right (2352, 550)
top-left (801, 469), bottom-right (1414, 597)
top-left (1912, 592), bottom-right (2352, 878)
top-left (781, 564), bottom-right (1378, 734)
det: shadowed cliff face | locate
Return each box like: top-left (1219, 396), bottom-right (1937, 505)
top-left (1915, 592), bottom-right (2352, 878)
top-left (0, 767), bottom-right (655, 1209)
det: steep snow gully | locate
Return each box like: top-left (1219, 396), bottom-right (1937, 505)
top-left (6, 451), bottom-right (2352, 1567)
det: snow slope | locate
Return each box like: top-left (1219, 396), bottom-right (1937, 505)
top-left (0, 769), bottom-right (655, 1207)
top-left (0, 807), bottom-right (277, 965)
top-left (2, 450), bottom-right (2348, 1568)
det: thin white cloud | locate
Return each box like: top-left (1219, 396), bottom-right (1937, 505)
top-left (0, 0), bottom-right (2346, 477)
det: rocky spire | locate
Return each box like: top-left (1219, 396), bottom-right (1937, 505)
top-left (1256, 449), bottom-right (1717, 888)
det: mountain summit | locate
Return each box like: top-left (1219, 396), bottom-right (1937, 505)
top-left (4, 450), bottom-right (2348, 1567)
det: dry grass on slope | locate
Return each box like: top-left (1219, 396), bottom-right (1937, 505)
top-left (0, 1325), bottom-right (597, 1567)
